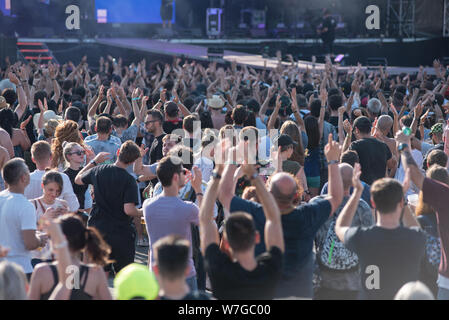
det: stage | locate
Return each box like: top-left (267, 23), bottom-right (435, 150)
top-left (17, 36), bottom-right (448, 75)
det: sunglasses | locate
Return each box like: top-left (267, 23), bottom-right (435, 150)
top-left (69, 150), bottom-right (86, 156)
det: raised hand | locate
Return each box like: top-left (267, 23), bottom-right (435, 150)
top-left (352, 163), bottom-right (363, 192)
top-left (343, 119), bottom-right (353, 134)
top-left (324, 133), bottom-right (341, 162)
top-left (394, 129), bottom-right (411, 147)
top-left (139, 144), bottom-right (149, 158)
top-left (160, 89), bottom-right (167, 103)
top-left (191, 166), bottom-right (203, 193)
top-left (20, 115), bottom-right (32, 130)
top-left (413, 102), bottom-right (423, 119)
top-left (8, 72), bottom-right (19, 85)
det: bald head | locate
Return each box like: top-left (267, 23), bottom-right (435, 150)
top-left (339, 163), bottom-right (354, 191)
top-left (269, 172), bottom-right (297, 207)
top-left (377, 115), bottom-right (393, 134)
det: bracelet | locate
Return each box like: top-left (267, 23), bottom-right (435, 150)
top-left (327, 160), bottom-right (339, 165)
top-left (53, 241), bottom-right (68, 249)
top-left (132, 97), bottom-right (141, 101)
top-left (196, 193), bottom-right (204, 197)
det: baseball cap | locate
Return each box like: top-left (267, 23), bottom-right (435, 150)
top-left (430, 123), bottom-right (443, 136)
top-left (114, 263), bottom-right (159, 300)
top-left (275, 134), bottom-right (298, 147)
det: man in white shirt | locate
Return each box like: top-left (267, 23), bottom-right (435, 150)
top-left (24, 141), bottom-right (79, 212)
top-left (0, 158), bottom-right (48, 279)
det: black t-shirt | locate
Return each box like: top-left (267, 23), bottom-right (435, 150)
top-left (64, 167), bottom-right (88, 210)
top-left (345, 226), bottom-right (426, 300)
top-left (349, 138), bottom-right (392, 185)
top-left (81, 164), bottom-right (138, 232)
top-left (149, 134), bottom-right (165, 164)
top-left (205, 243), bottom-right (283, 300)
top-left (329, 112), bottom-right (349, 129)
top-left (163, 120), bottom-right (183, 135)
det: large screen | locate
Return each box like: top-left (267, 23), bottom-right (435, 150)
top-left (95, 0), bottom-right (175, 24)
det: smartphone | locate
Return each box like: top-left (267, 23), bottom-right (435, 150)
top-left (314, 90), bottom-right (318, 98)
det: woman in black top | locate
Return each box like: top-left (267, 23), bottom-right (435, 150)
top-left (62, 142), bottom-right (94, 222)
top-left (28, 214), bottom-right (112, 300)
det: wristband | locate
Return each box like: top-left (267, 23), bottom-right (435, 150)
top-left (196, 193), bottom-right (204, 197)
top-left (397, 143), bottom-right (409, 153)
top-left (327, 160), bottom-right (339, 165)
top-left (212, 171), bottom-right (221, 180)
top-left (132, 97), bottom-right (141, 101)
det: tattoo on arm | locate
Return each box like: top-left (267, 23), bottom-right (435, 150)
top-left (403, 150), bottom-right (418, 167)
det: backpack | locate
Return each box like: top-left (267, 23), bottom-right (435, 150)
top-left (318, 215), bottom-right (359, 271)
top-left (417, 215), bottom-right (441, 269)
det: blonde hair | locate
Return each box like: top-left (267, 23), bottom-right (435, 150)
top-left (44, 119), bottom-right (61, 138)
top-left (0, 261), bottom-right (27, 300)
top-left (51, 120), bottom-right (84, 168)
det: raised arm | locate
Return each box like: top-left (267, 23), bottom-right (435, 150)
top-left (324, 133), bottom-right (344, 214)
top-left (290, 88), bottom-right (306, 132)
top-left (267, 94), bottom-right (281, 131)
top-left (337, 106), bottom-right (346, 144)
top-left (259, 86), bottom-right (275, 120)
top-left (218, 163), bottom-right (237, 211)
top-left (335, 163), bottom-right (363, 242)
top-left (395, 130), bottom-right (424, 190)
top-left (242, 164), bottom-right (284, 252)
top-left (318, 89), bottom-right (327, 140)
top-left (9, 72), bottom-right (28, 120)
top-left (199, 166), bottom-right (223, 255)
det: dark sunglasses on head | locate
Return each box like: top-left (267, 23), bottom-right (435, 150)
top-left (69, 150), bottom-right (86, 156)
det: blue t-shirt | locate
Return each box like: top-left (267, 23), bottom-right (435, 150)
top-left (85, 138), bottom-right (121, 165)
top-left (230, 196), bottom-right (332, 278)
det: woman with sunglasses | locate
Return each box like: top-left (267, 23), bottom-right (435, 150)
top-left (62, 142), bottom-right (96, 223)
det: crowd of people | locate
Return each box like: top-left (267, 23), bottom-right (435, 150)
top-left (0, 53), bottom-right (448, 300)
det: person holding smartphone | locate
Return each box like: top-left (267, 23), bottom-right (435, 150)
top-left (30, 171), bottom-right (69, 267)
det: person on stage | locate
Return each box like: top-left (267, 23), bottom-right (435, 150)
top-left (161, 0), bottom-right (174, 29)
top-left (317, 9), bottom-right (337, 55)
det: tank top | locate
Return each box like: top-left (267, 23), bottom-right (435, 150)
top-left (39, 264), bottom-right (93, 300)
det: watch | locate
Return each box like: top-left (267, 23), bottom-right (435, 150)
top-left (90, 160), bottom-right (97, 166)
top-left (397, 143), bottom-right (409, 153)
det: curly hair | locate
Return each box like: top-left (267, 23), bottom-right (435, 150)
top-left (51, 120), bottom-right (84, 168)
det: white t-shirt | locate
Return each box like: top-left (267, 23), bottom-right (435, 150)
top-left (29, 198), bottom-right (66, 260)
top-left (194, 157), bottom-right (214, 183)
top-left (0, 190), bottom-right (37, 274)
